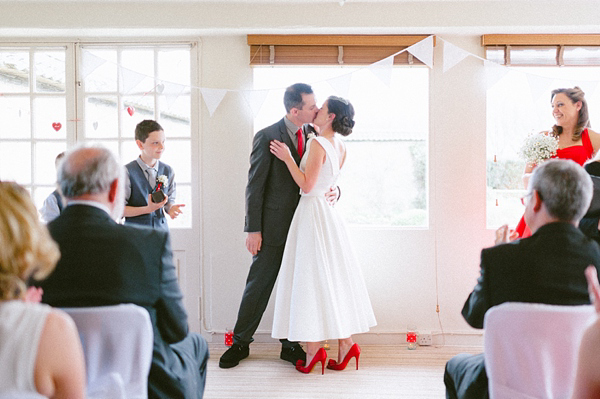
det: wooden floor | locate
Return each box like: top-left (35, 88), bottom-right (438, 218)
top-left (204, 343), bottom-right (482, 399)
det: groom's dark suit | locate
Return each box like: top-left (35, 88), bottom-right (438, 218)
top-left (445, 222), bottom-right (600, 399)
top-left (36, 204), bottom-right (208, 399)
top-left (234, 117), bottom-right (304, 346)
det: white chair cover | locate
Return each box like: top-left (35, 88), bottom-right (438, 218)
top-left (0, 393), bottom-right (47, 399)
top-left (63, 304), bottom-right (154, 399)
top-left (484, 302), bottom-right (595, 399)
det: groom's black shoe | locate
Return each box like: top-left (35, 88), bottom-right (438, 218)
top-left (219, 343), bottom-right (249, 369)
top-left (280, 344), bottom-right (306, 365)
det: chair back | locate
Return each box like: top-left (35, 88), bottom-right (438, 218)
top-left (484, 302), bottom-right (595, 399)
top-left (63, 304), bottom-right (153, 399)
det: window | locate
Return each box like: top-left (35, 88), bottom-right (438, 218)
top-left (486, 65), bottom-right (600, 228)
top-left (253, 66), bottom-right (429, 226)
top-left (0, 43), bottom-right (195, 228)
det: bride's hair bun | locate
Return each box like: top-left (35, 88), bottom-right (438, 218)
top-left (328, 96), bottom-right (355, 136)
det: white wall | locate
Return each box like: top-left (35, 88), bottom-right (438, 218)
top-left (2, 0), bottom-right (599, 346)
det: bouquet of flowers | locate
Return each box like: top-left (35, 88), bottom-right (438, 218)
top-left (519, 131), bottom-right (559, 165)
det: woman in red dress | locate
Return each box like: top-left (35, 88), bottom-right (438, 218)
top-left (516, 87), bottom-right (600, 237)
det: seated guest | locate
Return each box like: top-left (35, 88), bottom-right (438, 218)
top-left (578, 160), bottom-right (600, 241)
top-left (445, 159), bottom-right (600, 399)
top-left (32, 144), bottom-right (209, 399)
top-left (571, 265), bottom-right (600, 399)
top-left (0, 181), bottom-right (85, 398)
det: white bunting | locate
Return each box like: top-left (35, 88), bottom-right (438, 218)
top-left (81, 51), bottom-right (107, 80)
top-left (162, 82), bottom-right (187, 109)
top-left (443, 41), bottom-right (470, 73)
top-left (241, 89), bottom-right (270, 117)
top-left (368, 55), bottom-right (395, 87)
top-left (200, 88), bottom-right (228, 117)
top-left (119, 66), bottom-right (146, 94)
top-left (326, 73), bottom-right (353, 98)
top-left (407, 36), bottom-right (434, 68)
top-left (483, 59), bottom-right (510, 90)
top-left (572, 80), bottom-right (600, 100)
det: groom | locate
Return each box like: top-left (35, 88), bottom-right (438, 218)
top-left (220, 83), bottom-right (324, 368)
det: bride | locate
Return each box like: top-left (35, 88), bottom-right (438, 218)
top-left (269, 96), bottom-right (376, 374)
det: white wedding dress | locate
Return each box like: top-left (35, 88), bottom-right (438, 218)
top-left (272, 136), bottom-right (377, 342)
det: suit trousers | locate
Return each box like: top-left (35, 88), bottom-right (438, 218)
top-left (233, 243), bottom-right (294, 348)
top-left (444, 353), bottom-right (489, 399)
top-left (149, 332), bottom-right (209, 399)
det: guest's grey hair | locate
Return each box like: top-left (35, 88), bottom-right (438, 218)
top-left (528, 159), bottom-right (593, 223)
top-left (58, 144), bottom-right (121, 199)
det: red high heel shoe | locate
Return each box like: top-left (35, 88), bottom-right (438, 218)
top-left (326, 343), bottom-right (361, 371)
top-left (296, 347), bottom-right (327, 374)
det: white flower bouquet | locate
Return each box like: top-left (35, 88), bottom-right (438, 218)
top-left (519, 132), bottom-right (559, 165)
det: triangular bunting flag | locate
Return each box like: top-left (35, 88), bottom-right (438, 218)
top-left (119, 66), bottom-right (146, 94)
top-left (483, 59), bottom-right (510, 90)
top-left (326, 73), bottom-right (353, 98)
top-left (525, 72), bottom-right (554, 101)
top-left (572, 79), bottom-right (600, 99)
top-left (200, 88), bottom-right (227, 117)
top-left (162, 82), bottom-right (187, 109)
top-left (443, 41), bottom-right (470, 73)
top-left (368, 55), bottom-right (395, 87)
top-left (407, 36), bottom-right (434, 68)
top-left (81, 51), bottom-right (106, 80)
top-left (241, 89), bottom-right (270, 117)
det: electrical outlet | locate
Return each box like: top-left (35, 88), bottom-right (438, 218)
top-left (418, 331), bottom-right (432, 346)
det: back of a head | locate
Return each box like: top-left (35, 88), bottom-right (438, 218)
top-left (58, 144), bottom-right (121, 199)
top-left (283, 83), bottom-right (313, 113)
top-left (529, 159), bottom-right (593, 223)
top-left (0, 182), bottom-right (59, 300)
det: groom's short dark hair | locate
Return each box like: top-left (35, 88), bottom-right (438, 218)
top-left (284, 83), bottom-right (313, 113)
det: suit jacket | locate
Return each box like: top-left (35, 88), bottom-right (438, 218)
top-left (244, 117), bottom-right (304, 246)
top-left (462, 222), bottom-right (600, 329)
top-left (36, 204), bottom-right (191, 396)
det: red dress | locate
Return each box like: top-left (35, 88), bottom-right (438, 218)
top-left (515, 128), bottom-right (594, 238)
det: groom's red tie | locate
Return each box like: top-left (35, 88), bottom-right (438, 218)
top-left (296, 128), bottom-right (304, 158)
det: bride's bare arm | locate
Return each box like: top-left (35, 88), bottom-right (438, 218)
top-left (270, 139), bottom-right (325, 193)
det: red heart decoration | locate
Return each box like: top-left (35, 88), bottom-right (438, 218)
top-left (52, 122), bottom-right (62, 132)
top-left (126, 106), bottom-right (135, 116)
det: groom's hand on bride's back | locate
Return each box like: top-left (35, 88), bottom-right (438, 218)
top-left (246, 232), bottom-right (262, 255)
top-left (325, 186), bottom-right (340, 206)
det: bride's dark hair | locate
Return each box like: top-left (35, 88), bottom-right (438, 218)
top-left (327, 96), bottom-right (355, 136)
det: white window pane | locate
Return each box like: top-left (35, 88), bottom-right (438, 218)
top-left (34, 49), bottom-right (66, 93)
top-left (161, 139), bottom-right (191, 184)
top-left (123, 95), bottom-right (155, 121)
top-left (120, 140), bottom-right (141, 166)
top-left (33, 96), bottom-right (66, 139)
top-left (34, 142), bottom-right (67, 185)
top-left (167, 184), bottom-right (192, 229)
top-left (337, 141), bottom-right (427, 226)
top-left (486, 48), bottom-right (505, 64)
top-left (159, 94), bottom-right (191, 137)
top-left (85, 95), bottom-right (118, 138)
top-left (0, 141), bottom-right (31, 184)
top-left (0, 49), bottom-right (29, 93)
top-left (158, 48), bottom-right (191, 86)
top-left (121, 49), bottom-right (155, 94)
top-left (564, 47), bottom-right (600, 66)
top-left (510, 46), bottom-right (557, 66)
top-left (0, 96), bottom-right (30, 139)
top-left (82, 49), bottom-right (117, 92)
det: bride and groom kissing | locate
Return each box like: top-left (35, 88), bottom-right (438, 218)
top-left (219, 83), bottom-right (376, 374)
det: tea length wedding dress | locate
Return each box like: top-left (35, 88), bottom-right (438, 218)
top-left (271, 136), bottom-right (377, 342)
